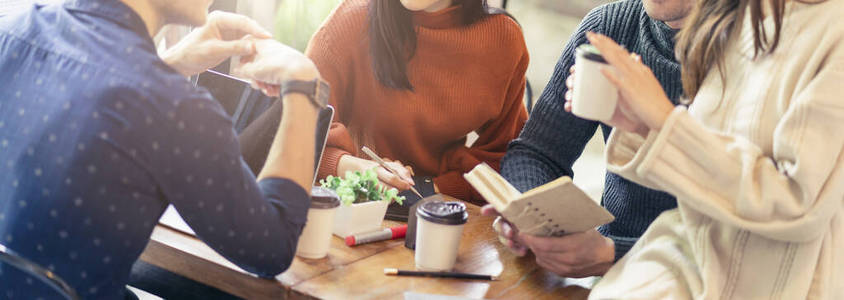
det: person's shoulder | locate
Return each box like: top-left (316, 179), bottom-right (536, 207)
top-left (595, 0), bottom-right (645, 14)
top-left (582, 0), bottom-right (645, 34)
top-left (98, 49), bottom-right (215, 112)
top-left (0, 3), bottom-right (62, 43)
top-left (483, 12), bottom-right (523, 38)
top-left (333, 0), bottom-right (370, 16)
top-left (788, 0), bottom-right (844, 60)
top-left (314, 0), bottom-right (370, 41)
top-left (797, 0), bottom-right (844, 31)
top-left (477, 13), bottom-right (528, 55)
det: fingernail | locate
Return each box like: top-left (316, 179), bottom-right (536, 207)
top-left (586, 31), bottom-right (596, 40)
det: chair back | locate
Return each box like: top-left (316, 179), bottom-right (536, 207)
top-left (0, 243), bottom-right (80, 300)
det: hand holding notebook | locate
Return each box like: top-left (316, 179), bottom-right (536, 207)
top-left (464, 164), bottom-right (614, 237)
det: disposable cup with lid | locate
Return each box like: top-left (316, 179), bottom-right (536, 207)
top-left (296, 186), bottom-right (341, 259)
top-left (414, 201), bottom-right (468, 271)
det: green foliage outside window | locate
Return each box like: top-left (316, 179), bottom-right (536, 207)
top-left (274, 0), bottom-right (343, 51)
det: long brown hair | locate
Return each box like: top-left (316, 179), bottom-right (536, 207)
top-left (675, 0), bottom-right (786, 99)
top-left (367, 0), bottom-right (498, 90)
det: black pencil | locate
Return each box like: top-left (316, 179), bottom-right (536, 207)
top-left (384, 268), bottom-right (499, 281)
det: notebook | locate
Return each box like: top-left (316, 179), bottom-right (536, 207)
top-left (160, 71), bottom-right (334, 236)
top-left (464, 163), bottom-right (614, 237)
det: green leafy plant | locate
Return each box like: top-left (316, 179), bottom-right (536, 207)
top-left (320, 168), bottom-right (405, 206)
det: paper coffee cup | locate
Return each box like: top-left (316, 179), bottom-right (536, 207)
top-left (296, 187), bottom-right (340, 259)
top-left (414, 201), bottom-right (468, 271)
top-left (405, 194), bottom-right (444, 250)
top-left (572, 44), bottom-right (618, 122)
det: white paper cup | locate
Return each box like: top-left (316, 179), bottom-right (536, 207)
top-left (572, 44), bottom-right (618, 122)
top-left (414, 201), bottom-right (468, 271)
top-left (296, 187), bottom-right (340, 259)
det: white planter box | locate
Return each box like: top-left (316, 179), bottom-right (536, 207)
top-left (332, 200), bottom-right (390, 237)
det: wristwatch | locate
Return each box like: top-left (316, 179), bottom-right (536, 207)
top-left (280, 79), bottom-right (330, 109)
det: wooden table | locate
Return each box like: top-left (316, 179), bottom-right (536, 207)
top-left (140, 198), bottom-right (593, 299)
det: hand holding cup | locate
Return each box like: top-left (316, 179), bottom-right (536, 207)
top-left (566, 32), bottom-right (674, 136)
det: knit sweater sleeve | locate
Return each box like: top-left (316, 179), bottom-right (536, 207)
top-left (433, 21), bottom-right (530, 204)
top-left (605, 56), bottom-right (844, 242)
top-left (305, 1), bottom-right (366, 179)
top-left (501, 6), bottom-right (645, 260)
top-left (500, 7), bottom-right (604, 193)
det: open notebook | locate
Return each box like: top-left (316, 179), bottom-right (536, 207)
top-left (464, 164), bottom-right (614, 237)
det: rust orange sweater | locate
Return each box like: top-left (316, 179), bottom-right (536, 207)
top-left (306, 0), bottom-right (528, 204)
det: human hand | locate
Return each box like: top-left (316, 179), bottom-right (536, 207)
top-left (337, 155), bottom-right (414, 191)
top-left (564, 63), bottom-right (650, 137)
top-left (162, 11), bottom-right (272, 77)
top-left (481, 205), bottom-right (528, 256)
top-left (518, 229), bottom-right (615, 278)
top-left (233, 39), bottom-right (319, 95)
top-left (576, 32), bottom-right (674, 133)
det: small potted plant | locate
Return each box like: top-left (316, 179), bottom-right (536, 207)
top-left (320, 168), bottom-right (405, 237)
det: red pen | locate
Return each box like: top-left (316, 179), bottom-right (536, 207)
top-left (345, 225), bottom-right (408, 246)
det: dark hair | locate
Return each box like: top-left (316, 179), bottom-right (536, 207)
top-left (368, 0), bottom-right (499, 90)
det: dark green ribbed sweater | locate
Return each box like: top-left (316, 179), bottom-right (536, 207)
top-left (501, 0), bottom-right (683, 261)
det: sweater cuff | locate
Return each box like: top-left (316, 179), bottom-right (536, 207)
top-left (609, 234), bottom-right (638, 262)
top-left (318, 147), bottom-right (351, 180)
top-left (433, 172), bottom-right (482, 205)
top-left (605, 128), bottom-right (658, 170)
top-left (598, 225), bottom-right (639, 262)
top-left (604, 120), bottom-right (665, 191)
top-left (258, 178), bottom-right (311, 226)
top-left (633, 107), bottom-right (708, 192)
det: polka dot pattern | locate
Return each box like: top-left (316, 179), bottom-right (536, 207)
top-left (0, 1), bottom-right (312, 298)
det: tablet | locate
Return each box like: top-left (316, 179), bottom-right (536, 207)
top-left (195, 70), bottom-right (334, 183)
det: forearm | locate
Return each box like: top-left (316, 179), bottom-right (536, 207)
top-left (500, 92), bottom-right (600, 192)
top-left (501, 144), bottom-right (572, 193)
top-left (250, 178), bottom-right (311, 277)
top-left (161, 95), bottom-right (313, 277)
top-left (499, 23), bottom-right (601, 192)
top-left (607, 107), bottom-right (844, 242)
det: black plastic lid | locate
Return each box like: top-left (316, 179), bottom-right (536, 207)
top-left (310, 186), bottom-right (340, 209)
top-left (416, 201), bottom-right (468, 225)
top-left (576, 44), bottom-right (607, 64)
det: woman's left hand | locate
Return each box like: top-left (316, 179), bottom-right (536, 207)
top-left (582, 32), bottom-right (675, 132)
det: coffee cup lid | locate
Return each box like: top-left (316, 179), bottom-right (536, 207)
top-left (576, 44), bottom-right (607, 64)
top-left (310, 186), bottom-right (340, 209)
top-left (416, 201), bottom-right (468, 225)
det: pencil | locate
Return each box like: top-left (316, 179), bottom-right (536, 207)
top-left (361, 146), bottom-right (424, 199)
top-left (383, 268), bottom-right (499, 281)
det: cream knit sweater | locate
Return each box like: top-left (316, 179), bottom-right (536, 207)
top-left (588, 0), bottom-right (844, 299)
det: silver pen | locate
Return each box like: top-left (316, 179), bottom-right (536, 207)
top-left (361, 146), bottom-right (424, 199)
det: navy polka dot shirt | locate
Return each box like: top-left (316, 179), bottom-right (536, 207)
top-left (0, 1), bottom-right (310, 298)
